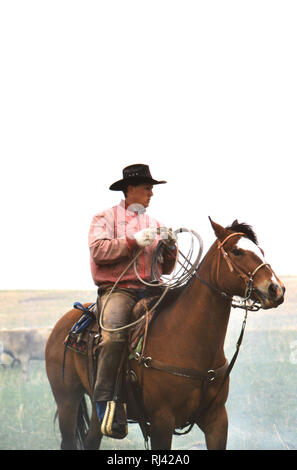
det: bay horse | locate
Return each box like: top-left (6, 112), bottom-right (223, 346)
top-left (45, 218), bottom-right (285, 450)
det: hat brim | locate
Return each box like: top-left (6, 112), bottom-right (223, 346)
top-left (109, 176), bottom-right (167, 191)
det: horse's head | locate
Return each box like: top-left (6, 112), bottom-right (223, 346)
top-left (207, 218), bottom-right (285, 309)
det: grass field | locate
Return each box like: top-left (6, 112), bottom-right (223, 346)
top-left (0, 277), bottom-right (296, 450)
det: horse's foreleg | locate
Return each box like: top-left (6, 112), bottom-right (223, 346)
top-left (198, 405), bottom-right (228, 450)
top-left (150, 410), bottom-right (175, 450)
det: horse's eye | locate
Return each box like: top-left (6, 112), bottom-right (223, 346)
top-left (232, 248), bottom-right (243, 256)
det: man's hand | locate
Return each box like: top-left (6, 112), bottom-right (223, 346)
top-left (134, 227), bottom-right (157, 247)
top-left (159, 227), bottom-right (177, 247)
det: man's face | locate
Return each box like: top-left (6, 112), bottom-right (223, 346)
top-left (127, 183), bottom-right (154, 208)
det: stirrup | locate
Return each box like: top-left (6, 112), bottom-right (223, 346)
top-left (101, 401), bottom-right (128, 439)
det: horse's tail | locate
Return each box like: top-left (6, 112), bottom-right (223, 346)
top-left (75, 395), bottom-right (90, 449)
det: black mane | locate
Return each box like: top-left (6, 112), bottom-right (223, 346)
top-left (226, 219), bottom-right (258, 245)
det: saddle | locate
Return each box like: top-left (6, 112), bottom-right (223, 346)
top-left (64, 296), bottom-right (159, 359)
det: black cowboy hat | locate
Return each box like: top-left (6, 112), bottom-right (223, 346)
top-left (109, 164), bottom-right (167, 191)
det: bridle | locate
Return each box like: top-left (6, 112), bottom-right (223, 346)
top-left (196, 231), bottom-right (271, 311)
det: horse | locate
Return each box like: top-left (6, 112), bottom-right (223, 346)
top-left (45, 218), bottom-right (285, 450)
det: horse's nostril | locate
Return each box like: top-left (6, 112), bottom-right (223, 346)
top-left (268, 283), bottom-right (279, 298)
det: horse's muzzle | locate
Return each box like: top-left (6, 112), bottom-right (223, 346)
top-left (253, 281), bottom-right (285, 309)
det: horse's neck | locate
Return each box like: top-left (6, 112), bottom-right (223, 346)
top-left (162, 258), bottom-right (232, 366)
top-left (181, 277), bottom-right (231, 345)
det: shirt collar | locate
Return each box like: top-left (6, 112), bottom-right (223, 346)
top-left (119, 199), bottom-right (146, 215)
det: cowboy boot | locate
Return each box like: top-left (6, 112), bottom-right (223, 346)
top-left (93, 340), bottom-right (127, 438)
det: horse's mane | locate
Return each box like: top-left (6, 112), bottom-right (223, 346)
top-left (226, 219), bottom-right (258, 245)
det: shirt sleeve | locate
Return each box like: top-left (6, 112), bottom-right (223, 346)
top-left (88, 211), bottom-right (133, 265)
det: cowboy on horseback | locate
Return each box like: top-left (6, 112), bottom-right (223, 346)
top-left (46, 185), bottom-right (285, 449)
top-left (88, 164), bottom-right (177, 438)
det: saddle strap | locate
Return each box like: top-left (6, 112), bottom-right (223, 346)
top-left (133, 353), bottom-right (228, 383)
top-left (87, 332), bottom-right (97, 393)
top-left (126, 373), bottom-right (150, 449)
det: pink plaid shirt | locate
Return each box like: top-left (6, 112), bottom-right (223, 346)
top-left (88, 200), bottom-right (175, 289)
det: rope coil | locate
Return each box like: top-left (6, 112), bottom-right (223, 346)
top-left (99, 227), bottom-right (204, 333)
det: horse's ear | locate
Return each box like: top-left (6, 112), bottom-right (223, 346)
top-left (208, 217), bottom-right (228, 241)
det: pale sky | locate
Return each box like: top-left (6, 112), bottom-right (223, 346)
top-left (0, 1), bottom-right (296, 290)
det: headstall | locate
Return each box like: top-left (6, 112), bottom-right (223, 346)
top-left (197, 231), bottom-right (271, 311)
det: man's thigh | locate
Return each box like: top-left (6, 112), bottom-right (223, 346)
top-left (101, 290), bottom-right (136, 334)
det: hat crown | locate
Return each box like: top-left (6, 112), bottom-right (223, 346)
top-left (123, 164), bottom-right (151, 179)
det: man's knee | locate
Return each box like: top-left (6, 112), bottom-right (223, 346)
top-left (100, 330), bottom-right (127, 345)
